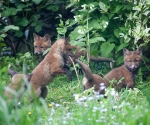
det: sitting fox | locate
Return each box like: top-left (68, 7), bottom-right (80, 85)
top-left (76, 47), bottom-right (142, 92)
top-left (30, 37), bottom-right (74, 100)
top-left (104, 47), bottom-right (142, 91)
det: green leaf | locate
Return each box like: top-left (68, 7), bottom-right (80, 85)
top-left (17, 4), bottom-right (26, 11)
top-left (32, 0), bottom-right (42, 4)
top-left (3, 25), bottom-right (19, 32)
top-left (43, 48), bottom-right (50, 56)
top-left (99, 1), bottom-right (107, 12)
top-left (101, 42), bottom-right (115, 57)
top-left (2, 10), bottom-right (11, 17)
top-left (114, 29), bottom-right (120, 38)
top-left (116, 43), bottom-right (128, 52)
top-left (71, 41), bottom-right (85, 47)
top-left (31, 22), bottom-right (37, 26)
top-left (116, 55), bottom-right (123, 65)
top-left (89, 20), bottom-right (102, 29)
top-left (46, 5), bottom-right (59, 12)
top-left (15, 30), bottom-right (23, 37)
top-left (0, 42), bottom-right (6, 46)
top-left (89, 37), bottom-right (105, 44)
top-left (35, 25), bottom-right (42, 32)
top-left (18, 18), bottom-right (29, 26)
top-left (57, 27), bottom-right (67, 35)
top-left (10, 8), bottom-right (17, 15)
top-left (115, 5), bottom-right (122, 13)
top-left (0, 34), bottom-right (7, 38)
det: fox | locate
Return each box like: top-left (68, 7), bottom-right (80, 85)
top-left (68, 46), bottom-right (115, 66)
top-left (75, 59), bottom-right (107, 94)
top-left (4, 66), bottom-right (32, 100)
top-left (104, 47), bottom-right (142, 91)
top-left (33, 33), bottom-right (51, 62)
top-left (33, 33), bottom-right (51, 55)
top-left (30, 37), bottom-right (74, 100)
top-left (76, 47), bottom-right (142, 93)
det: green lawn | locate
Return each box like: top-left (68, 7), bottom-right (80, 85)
top-left (0, 55), bottom-right (150, 125)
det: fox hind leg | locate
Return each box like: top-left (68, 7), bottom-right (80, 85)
top-left (40, 86), bottom-right (48, 99)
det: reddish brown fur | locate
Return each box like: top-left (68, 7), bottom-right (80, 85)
top-left (104, 47), bottom-right (142, 91)
top-left (33, 33), bottom-right (51, 55)
top-left (76, 47), bottom-right (142, 93)
top-left (75, 59), bottom-right (107, 93)
top-left (30, 38), bottom-right (74, 99)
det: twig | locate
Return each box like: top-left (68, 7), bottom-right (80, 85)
top-left (69, 56), bottom-right (80, 84)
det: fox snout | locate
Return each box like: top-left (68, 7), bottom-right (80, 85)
top-left (34, 51), bottom-right (43, 55)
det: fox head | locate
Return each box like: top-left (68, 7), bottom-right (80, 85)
top-left (123, 47), bottom-right (142, 72)
top-left (63, 37), bottom-right (74, 59)
top-left (33, 33), bottom-right (51, 55)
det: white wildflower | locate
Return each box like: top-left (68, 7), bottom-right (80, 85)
top-left (81, 4), bottom-right (87, 9)
top-left (101, 108), bottom-right (108, 113)
top-left (78, 29), bottom-right (85, 34)
top-left (90, 4), bottom-right (94, 10)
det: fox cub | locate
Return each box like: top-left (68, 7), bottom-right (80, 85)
top-left (104, 47), bottom-right (142, 91)
top-left (76, 47), bottom-right (142, 93)
top-left (33, 33), bottom-right (51, 55)
top-left (30, 37), bottom-right (74, 99)
top-left (75, 59), bottom-right (107, 94)
top-left (4, 66), bottom-right (32, 100)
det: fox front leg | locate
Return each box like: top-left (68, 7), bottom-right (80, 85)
top-left (51, 67), bottom-right (72, 81)
top-left (63, 65), bottom-right (72, 81)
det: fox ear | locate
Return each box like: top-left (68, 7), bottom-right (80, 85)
top-left (43, 34), bottom-right (51, 43)
top-left (65, 37), bottom-right (70, 44)
top-left (33, 33), bottom-right (39, 41)
top-left (123, 48), bottom-right (130, 55)
top-left (136, 47), bottom-right (142, 55)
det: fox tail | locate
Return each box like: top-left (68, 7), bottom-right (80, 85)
top-left (8, 65), bottom-right (18, 77)
top-left (75, 59), bottom-right (93, 81)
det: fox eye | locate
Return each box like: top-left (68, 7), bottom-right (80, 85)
top-left (128, 60), bottom-right (131, 62)
top-left (135, 60), bottom-right (139, 62)
top-left (41, 46), bottom-right (44, 48)
top-left (34, 46), bottom-right (37, 48)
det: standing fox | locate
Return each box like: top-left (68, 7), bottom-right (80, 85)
top-left (104, 47), bottom-right (142, 91)
top-left (30, 37), bottom-right (74, 100)
top-left (4, 66), bottom-right (32, 100)
top-left (76, 47), bottom-right (142, 92)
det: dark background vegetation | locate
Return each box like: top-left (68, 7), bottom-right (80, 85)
top-left (0, 0), bottom-right (150, 80)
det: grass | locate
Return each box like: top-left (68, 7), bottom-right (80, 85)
top-left (0, 55), bottom-right (150, 125)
